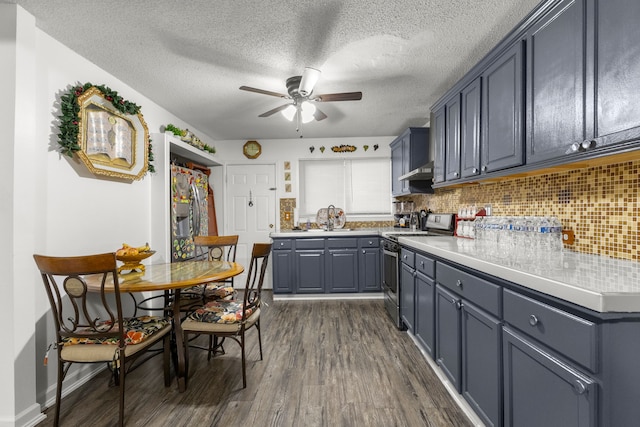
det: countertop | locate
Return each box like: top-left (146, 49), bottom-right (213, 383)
top-left (270, 229), bottom-right (640, 313)
top-left (399, 235), bottom-right (640, 313)
top-left (271, 227), bottom-right (400, 238)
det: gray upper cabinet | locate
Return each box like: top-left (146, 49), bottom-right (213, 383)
top-left (390, 127), bottom-right (433, 196)
top-left (432, 108), bottom-right (446, 184)
top-left (481, 42), bottom-right (524, 174)
top-left (445, 94), bottom-right (461, 181)
top-left (526, 0), bottom-right (586, 164)
top-left (588, 0), bottom-right (640, 149)
top-left (461, 77), bottom-right (482, 178)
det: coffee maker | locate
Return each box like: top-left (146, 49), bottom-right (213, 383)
top-left (393, 201), bottom-right (415, 228)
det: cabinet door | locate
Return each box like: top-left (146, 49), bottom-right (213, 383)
top-left (481, 42), bottom-right (524, 174)
top-left (435, 285), bottom-right (462, 391)
top-left (461, 77), bottom-right (482, 178)
top-left (462, 301), bottom-right (502, 427)
top-left (415, 272), bottom-right (435, 357)
top-left (326, 249), bottom-right (358, 293)
top-left (433, 107), bottom-right (446, 184)
top-left (400, 263), bottom-right (416, 332)
top-left (295, 250), bottom-right (325, 293)
top-left (589, 0), bottom-right (640, 148)
top-left (400, 134), bottom-right (411, 193)
top-left (445, 94), bottom-right (462, 181)
top-left (359, 247), bottom-right (381, 292)
top-left (503, 327), bottom-right (597, 427)
top-left (390, 139), bottom-right (404, 196)
top-left (272, 249), bottom-right (293, 293)
top-left (526, 0), bottom-right (586, 164)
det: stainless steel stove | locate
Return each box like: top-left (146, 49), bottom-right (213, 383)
top-left (381, 213), bottom-right (455, 329)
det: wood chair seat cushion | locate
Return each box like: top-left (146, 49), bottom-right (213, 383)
top-left (182, 301), bottom-right (260, 332)
top-left (61, 322), bottom-right (172, 363)
top-left (62, 316), bottom-right (170, 346)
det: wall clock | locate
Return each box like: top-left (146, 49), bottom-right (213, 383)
top-left (243, 140), bottom-right (261, 159)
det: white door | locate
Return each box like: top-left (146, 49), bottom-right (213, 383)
top-left (225, 164), bottom-right (276, 288)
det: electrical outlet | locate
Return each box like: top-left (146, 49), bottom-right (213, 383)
top-left (562, 229), bottom-right (575, 245)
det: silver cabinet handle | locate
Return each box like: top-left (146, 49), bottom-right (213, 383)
top-left (362, 250), bottom-right (366, 254)
top-left (481, 166), bottom-right (488, 172)
top-left (472, 167), bottom-right (478, 174)
top-left (456, 279), bottom-right (463, 288)
top-left (368, 240), bottom-right (373, 245)
top-left (529, 314), bottom-right (539, 326)
top-left (453, 172), bottom-right (459, 177)
top-left (420, 261), bottom-right (424, 267)
top-left (574, 380), bottom-right (587, 395)
top-left (403, 255), bottom-right (407, 260)
top-left (569, 142), bottom-right (581, 153)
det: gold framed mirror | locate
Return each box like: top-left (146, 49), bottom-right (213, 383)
top-left (76, 87), bottom-right (149, 180)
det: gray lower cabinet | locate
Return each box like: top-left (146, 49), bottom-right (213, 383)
top-left (272, 245), bottom-right (294, 293)
top-left (272, 235), bottom-right (380, 294)
top-left (414, 271), bottom-right (435, 357)
top-left (400, 250), bottom-right (416, 332)
top-left (503, 327), bottom-right (597, 427)
top-left (359, 239), bottom-right (381, 292)
top-left (436, 261), bottom-right (503, 427)
top-left (326, 248), bottom-right (359, 292)
top-left (295, 250), bottom-right (325, 293)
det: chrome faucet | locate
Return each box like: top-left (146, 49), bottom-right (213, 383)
top-left (327, 204), bottom-right (335, 230)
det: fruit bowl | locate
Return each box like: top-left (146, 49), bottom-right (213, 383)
top-left (116, 250), bottom-right (155, 273)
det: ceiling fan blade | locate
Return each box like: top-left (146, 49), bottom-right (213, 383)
top-left (258, 103), bottom-right (292, 117)
top-left (240, 85), bottom-right (287, 98)
top-left (313, 107), bottom-right (328, 121)
top-left (314, 92), bottom-right (363, 102)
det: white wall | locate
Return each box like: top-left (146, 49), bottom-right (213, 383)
top-left (2, 6), bottom-right (217, 426)
top-left (211, 136), bottom-right (394, 233)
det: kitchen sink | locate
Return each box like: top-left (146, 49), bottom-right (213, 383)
top-left (306, 228), bottom-right (352, 232)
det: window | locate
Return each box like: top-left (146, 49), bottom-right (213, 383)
top-left (299, 158), bottom-right (391, 217)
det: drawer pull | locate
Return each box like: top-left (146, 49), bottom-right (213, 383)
top-left (362, 250), bottom-right (366, 254)
top-left (368, 240), bottom-right (373, 245)
top-left (529, 314), bottom-right (539, 326)
top-left (420, 261), bottom-right (424, 267)
top-left (574, 380), bottom-right (587, 395)
top-left (456, 279), bottom-right (463, 288)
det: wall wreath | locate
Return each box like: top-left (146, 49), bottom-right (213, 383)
top-left (57, 82), bottom-right (154, 180)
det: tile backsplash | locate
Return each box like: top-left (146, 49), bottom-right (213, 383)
top-left (398, 159), bottom-right (639, 261)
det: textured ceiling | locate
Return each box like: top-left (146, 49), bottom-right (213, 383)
top-left (10, 0), bottom-right (540, 141)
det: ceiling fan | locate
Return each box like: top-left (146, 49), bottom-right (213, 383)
top-left (239, 67), bottom-right (362, 125)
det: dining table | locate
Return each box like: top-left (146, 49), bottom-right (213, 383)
top-left (85, 259), bottom-right (244, 392)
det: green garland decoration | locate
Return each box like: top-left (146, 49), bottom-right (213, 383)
top-left (57, 82), bottom-right (154, 173)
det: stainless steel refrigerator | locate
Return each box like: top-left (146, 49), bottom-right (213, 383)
top-left (170, 164), bottom-right (208, 261)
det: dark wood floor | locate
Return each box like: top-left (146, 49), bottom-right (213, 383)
top-left (37, 292), bottom-right (473, 426)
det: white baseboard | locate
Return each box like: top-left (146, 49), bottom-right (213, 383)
top-left (273, 292), bottom-right (384, 301)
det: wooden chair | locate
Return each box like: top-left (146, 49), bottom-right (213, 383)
top-left (179, 235), bottom-right (240, 309)
top-left (182, 243), bottom-right (272, 388)
top-left (33, 253), bottom-right (172, 427)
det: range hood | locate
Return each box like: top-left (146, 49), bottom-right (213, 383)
top-left (399, 161), bottom-right (434, 181)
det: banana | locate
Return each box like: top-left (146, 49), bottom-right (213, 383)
top-left (136, 242), bottom-right (150, 252)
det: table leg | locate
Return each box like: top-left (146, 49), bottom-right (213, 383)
top-left (172, 288), bottom-right (187, 392)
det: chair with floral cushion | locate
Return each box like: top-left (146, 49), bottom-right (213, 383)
top-left (178, 235), bottom-right (239, 311)
top-left (182, 242), bottom-right (271, 388)
top-left (33, 252), bottom-right (172, 427)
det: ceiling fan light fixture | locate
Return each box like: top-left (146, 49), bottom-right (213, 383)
top-left (298, 67), bottom-right (321, 96)
top-left (300, 101), bottom-right (316, 123)
top-left (281, 104), bottom-right (297, 121)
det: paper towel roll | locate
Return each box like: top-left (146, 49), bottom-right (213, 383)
top-left (293, 208), bottom-right (299, 226)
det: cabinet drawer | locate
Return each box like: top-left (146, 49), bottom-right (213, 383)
top-left (400, 248), bottom-right (415, 268)
top-left (503, 289), bottom-right (598, 372)
top-left (327, 238), bottom-right (358, 248)
top-left (358, 237), bottom-right (379, 248)
top-left (436, 262), bottom-right (501, 317)
top-left (273, 239), bottom-right (292, 250)
top-left (415, 253), bottom-right (435, 278)
top-left (296, 239), bottom-right (325, 250)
